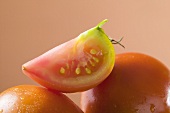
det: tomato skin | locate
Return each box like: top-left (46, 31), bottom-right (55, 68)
top-left (0, 85), bottom-right (83, 113)
top-left (81, 52), bottom-right (170, 113)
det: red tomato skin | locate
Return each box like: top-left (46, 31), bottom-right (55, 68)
top-left (81, 52), bottom-right (170, 113)
top-left (0, 85), bottom-right (83, 113)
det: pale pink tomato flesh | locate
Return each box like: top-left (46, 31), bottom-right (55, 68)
top-left (22, 20), bottom-right (115, 92)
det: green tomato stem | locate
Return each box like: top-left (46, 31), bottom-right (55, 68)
top-left (96, 19), bottom-right (125, 48)
top-left (97, 19), bottom-right (108, 28)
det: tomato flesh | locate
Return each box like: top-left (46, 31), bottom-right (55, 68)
top-left (53, 38), bottom-right (105, 77)
top-left (22, 19), bottom-right (115, 92)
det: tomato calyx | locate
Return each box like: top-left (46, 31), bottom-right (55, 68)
top-left (96, 19), bottom-right (125, 48)
top-left (110, 37), bottom-right (125, 48)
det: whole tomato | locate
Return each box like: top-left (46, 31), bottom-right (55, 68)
top-left (81, 52), bottom-right (170, 113)
top-left (0, 85), bottom-right (83, 113)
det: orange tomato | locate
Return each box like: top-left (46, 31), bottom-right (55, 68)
top-left (81, 52), bottom-right (170, 113)
top-left (0, 85), bottom-right (83, 113)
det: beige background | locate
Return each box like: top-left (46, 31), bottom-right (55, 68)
top-left (0, 0), bottom-right (170, 107)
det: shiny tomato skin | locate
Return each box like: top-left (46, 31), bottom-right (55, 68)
top-left (0, 85), bottom-right (83, 113)
top-left (81, 52), bottom-right (170, 113)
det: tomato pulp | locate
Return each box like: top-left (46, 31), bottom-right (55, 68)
top-left (22, 19), bottom-right (115, 92)
top-left (81, 52), bottom-right (170, 113)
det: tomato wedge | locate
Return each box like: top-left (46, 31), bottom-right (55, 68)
top-left (22, 19), bottom-right (115, 92)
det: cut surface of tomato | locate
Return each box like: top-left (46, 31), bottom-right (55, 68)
top-left (22, 19), bottom-right (115, 92)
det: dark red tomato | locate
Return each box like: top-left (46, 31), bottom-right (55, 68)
top-left (0, 85), bottom-right (83, 113)
top-left (81, 52), bottom-right (170, 113)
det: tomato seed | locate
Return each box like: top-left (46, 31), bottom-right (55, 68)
top-left (92, 57), bottom-right (99, 63)
top-left (60, 67), bottom-right (65, 74)
top-left (90, 49), bottom-right (97, 55)
top-left (75, 67), bottom-right (81, 75)
top-left (85, 68), bottom-right (91, 74)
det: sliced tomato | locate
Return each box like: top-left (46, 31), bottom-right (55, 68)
top-left (22, 19), bottom-right (115, 92)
